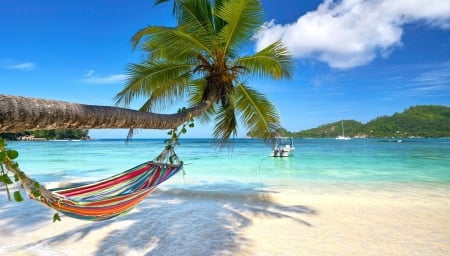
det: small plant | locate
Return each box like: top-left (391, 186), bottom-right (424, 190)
top-left (157, 108), bottom-right (194, 164)
top-left (0, 138), bottom-right (42, 202)
top-left (0, 138), bottom-right (61, 222)
top-left (0, 138), bottom-right (23, 202)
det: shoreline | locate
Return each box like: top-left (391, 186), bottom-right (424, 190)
top-left (1, 182), bottom-right (449, 255)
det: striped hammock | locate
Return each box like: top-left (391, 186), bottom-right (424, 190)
top-left (32, 161), bottom-right (183, 221)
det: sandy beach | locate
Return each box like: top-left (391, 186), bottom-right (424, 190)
top-left (1, 182), bottom-right (449, 256)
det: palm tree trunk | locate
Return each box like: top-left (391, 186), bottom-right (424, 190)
top-left (0, 94), bottom-right (212, 133)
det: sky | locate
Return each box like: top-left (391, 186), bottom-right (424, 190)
top-left (1, 0), bottom-right (449, 138)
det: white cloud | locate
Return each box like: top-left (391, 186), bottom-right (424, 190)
top-left (10, 62), bottom-right (36, 71)
top-left (411, 63), bottom-right (450, 95)
top-left (1, 59), bottom-right (36, 71)
top-left (82, 73), bottom-right (128, 84)
top-left (85, 69), bottom-right (95, 77)
top-left (254, 0), bottom-right (450, 69)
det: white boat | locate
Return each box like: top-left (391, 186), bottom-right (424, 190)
top-left (270, 137), bottom-right (295, 157)
top-left (336, 120), bottom-right (351, 140)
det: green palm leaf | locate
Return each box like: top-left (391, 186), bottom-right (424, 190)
top-left (235, 83), bottom-right (281, 140)
top-left (213, 102), bottom-right (238, 144)
top-left (216, 0), bottom-right (264, 55)
top-left (118, 0), bottom-right (294, 142)
top-left (115, 62), bottom-right (193, 110)
top-left (188, 79), bottom-right (215, 123)
top-left (237, 40), bottom-right (293, 79)
top-left (133, 26), bottom-right (214, 59)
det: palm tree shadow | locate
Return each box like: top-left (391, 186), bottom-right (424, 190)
top-left (20, 182), bottom-right (316, 255)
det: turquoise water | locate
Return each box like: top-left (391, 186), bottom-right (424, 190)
top-left (2, 138), bottom-right (449, 256)
top-left (6, 138), bottom-right (450, 188)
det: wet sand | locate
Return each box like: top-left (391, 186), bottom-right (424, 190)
top-left (0, 183), bottom-right (449, 255)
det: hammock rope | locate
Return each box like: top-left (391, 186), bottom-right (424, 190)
top-left (15, 143), bottom-right (183, 221)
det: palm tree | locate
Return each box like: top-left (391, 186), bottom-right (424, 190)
top-left (0, 94), bottom-right (205, 133)
top-left (0, 0), bottom-right (293, 219)
top-left (115, 0), bottom-right (293, 142)
top-left (0, 0), bottom-right (292, 140)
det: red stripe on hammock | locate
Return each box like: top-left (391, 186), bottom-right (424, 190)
top-left (52, 189), bottom-right (155, 217)
top-left (148, 166), bottom-right (162, 186)
top-left (57, 163), bottom-right (153, 197)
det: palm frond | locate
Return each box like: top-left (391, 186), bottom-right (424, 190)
top-left (131, 26), bottom-right (155, 51)
top-left (213, 102), bottom-right (238, 143)
top-left (115, 62), bottom-right (193, 110)
top-left (188, 79), bottom-right (215, 123)
top-left (121, 0), bottom-right (294, 146)
top-left (235, 83), bottom-right (281, 140)
top-left (237, 40), bottom-right (293, 79)
top-left (216, 0), bottom-right (264, 55)
top-left (132, 26), bottom-right (214, 59)
top-left (177, 0), bottom-right (214, 34)
top-left (154, 0), bottom-right (171, 5)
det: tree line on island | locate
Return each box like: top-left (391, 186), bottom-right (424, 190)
top-left (0, 129), bottom-right (90, 141)
top-left (248, 105), bottom-right (450, 138)
top-left (276, 105), bottom-right (450, 138)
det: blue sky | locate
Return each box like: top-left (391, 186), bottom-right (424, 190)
top-left (1, 0), bottom-right (449, 138)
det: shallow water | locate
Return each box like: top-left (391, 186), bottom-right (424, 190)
top-left (6, 138), bottom-right (450, 186)
top-left (1, 138), bottom-right (450, 255)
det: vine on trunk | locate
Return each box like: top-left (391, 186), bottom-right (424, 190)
top-left (0, 138), bottom-right (41, 203)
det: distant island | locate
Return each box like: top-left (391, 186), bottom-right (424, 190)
top-left (246, 105), bottom-right (449, 139)
top-left (0, 129), bottom-right (90, 141)
top-left (279, 105), bottom-right (449, 138)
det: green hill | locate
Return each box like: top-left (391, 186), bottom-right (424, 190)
top-left (283, 120), bottom-right (364, 138)
top-left (0, 129), bottom-right (90, 141)
top-left (284, 105), bottom-right (450, 138)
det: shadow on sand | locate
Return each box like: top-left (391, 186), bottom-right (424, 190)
top-left (2, 182), bottom-right (316, 255)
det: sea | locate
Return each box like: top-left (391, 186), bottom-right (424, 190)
top-left (6, 138), bottom-right (450, 190)
top-left (2, 138), bottom-right (450, 255)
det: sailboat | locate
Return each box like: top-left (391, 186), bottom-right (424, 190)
top-left (336, 120), bottom-right (351, 140)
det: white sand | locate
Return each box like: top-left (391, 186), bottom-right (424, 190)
top-left (0, 183), bottom-right (449, 256)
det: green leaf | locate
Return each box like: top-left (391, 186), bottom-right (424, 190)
top-left (7, 150), bottom-right (19, 160)
top-left (31, 182), bottom-right (41, 197)
top-left (0, 151), bottom-right (5, 161)
top-left (53, 213), bottom-right (61, 222)
top-left (13, 191), bottom-right (24, 202)
top-left (189, 123), bottom-right (195, 128)
top-left (0, 137), bottom-right (4, 146)
top-left (31, 190), bottom-right (41, 197)
top-left (1, 174), bottom-right (13, 184)
top-left (10, 162), bottom-right (19, 169)
top-left (181, 127), bottom-right (187, 134)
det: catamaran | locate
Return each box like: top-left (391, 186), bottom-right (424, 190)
top-left (336, 120), bottom-right (351, 140)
